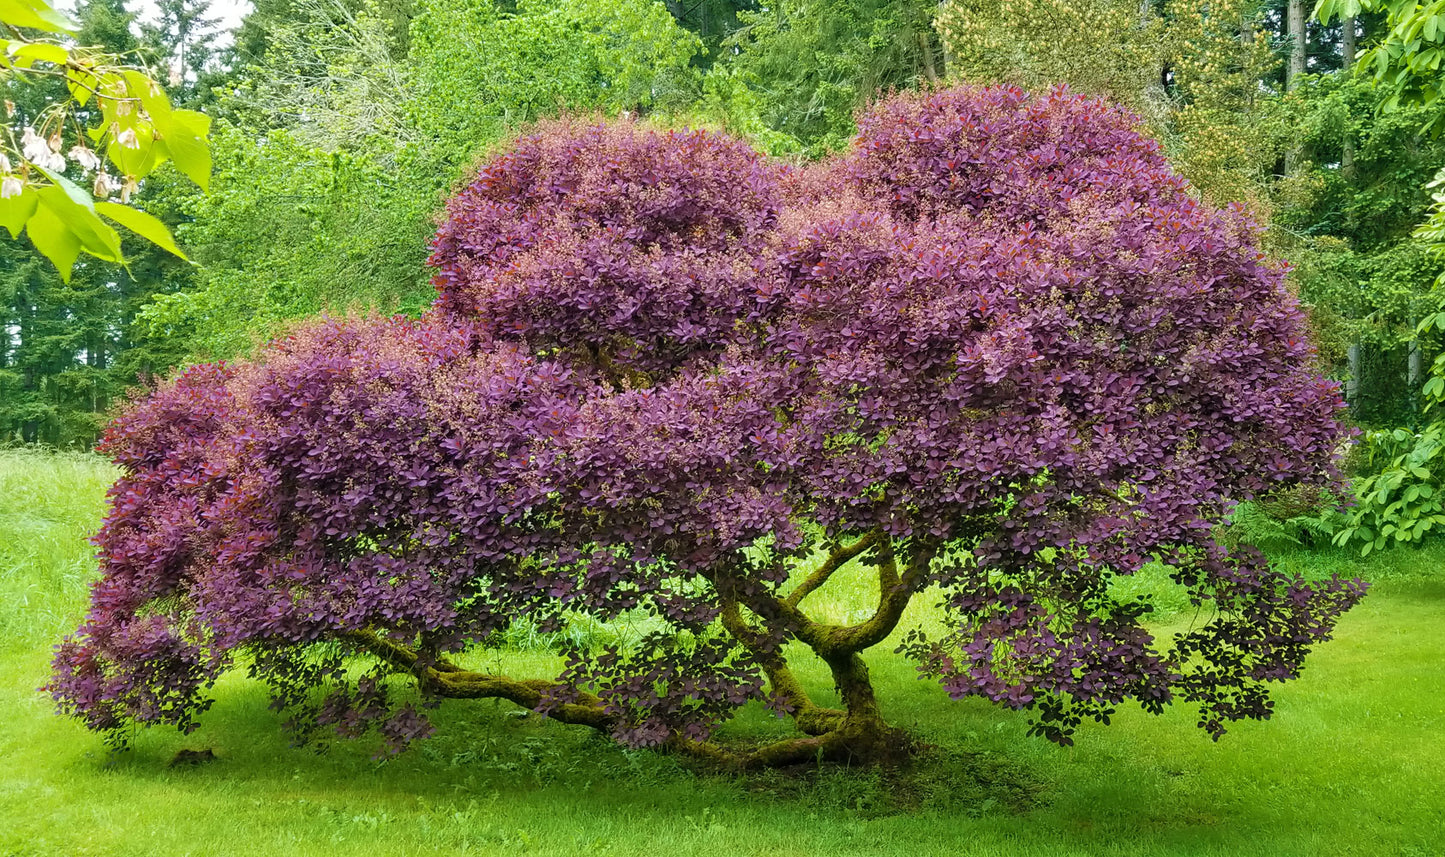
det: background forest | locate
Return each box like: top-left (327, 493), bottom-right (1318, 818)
top-left (6, 0), bottom-right (1445, 540)
top-left (2, 0), bottom-right (1439, 435)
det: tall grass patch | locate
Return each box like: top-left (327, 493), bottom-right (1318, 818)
top-left (0, 449), bottom-right (118, 648)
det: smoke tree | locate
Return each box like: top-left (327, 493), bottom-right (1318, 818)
top-left (48, 86), bottom-right (1366, 765)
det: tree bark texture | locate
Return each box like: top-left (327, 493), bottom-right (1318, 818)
top-left (1287, 0), bottom-right (1306, 91)
top-left (1342, 14), bottom-right (1357, 178)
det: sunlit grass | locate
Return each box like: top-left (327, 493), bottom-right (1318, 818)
top-left (0, 449), bottom-right (119, 646)
top-left (2, 449), bottom-right (1443, 856)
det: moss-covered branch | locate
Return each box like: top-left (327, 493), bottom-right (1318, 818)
top-left (344, 630), bottom-right (617, 731)
top-left (784, 529), bottom-right (883, 609)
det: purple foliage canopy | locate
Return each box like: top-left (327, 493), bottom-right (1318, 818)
top-left (48, 86), bottom-right (1365, 760)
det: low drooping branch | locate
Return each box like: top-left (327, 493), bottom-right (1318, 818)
top-left (344, 629), bottom-right (465, 674)
top-left (667, 731), bottom-right (862, 769)
top-left (346, 626), bottom-right (904, 765)
top-left (344, 630), bottom-right (617, 731)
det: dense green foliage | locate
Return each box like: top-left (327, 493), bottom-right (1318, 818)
top-left (0, 0), bottom-right (210, 278)
top-left (1300, 1), bottom-right (1445, 552)
top-left (138, 0), bottom-right (711, 359)
top-left (721, 0), bottom-right (942, 153)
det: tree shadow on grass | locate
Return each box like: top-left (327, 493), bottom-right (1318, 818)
top-left (93, 674), bottom-right (1048, 819)
top-left (717, 743), bottom-right (1048, 820)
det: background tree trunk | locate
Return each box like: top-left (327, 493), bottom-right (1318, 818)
top-left (936, 0), bottom-right (951, 77)
top-left (919, 30), bottom-right (938, 84)
top-left (1287, 0), bottom-right (1306, 91)
top-left (1342, 14), bottom-right (1357, 178)
top-left (1285, 0), bottom-right (1306, 172)
top-left (1347, 342), bottom-right (1361, 409)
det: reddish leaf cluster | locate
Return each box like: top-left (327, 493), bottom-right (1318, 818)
top-left (49, 86), bottom-right (1365, 757)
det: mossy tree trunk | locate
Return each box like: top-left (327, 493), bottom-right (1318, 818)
top-left (348, 531), bottom-right (929, 768)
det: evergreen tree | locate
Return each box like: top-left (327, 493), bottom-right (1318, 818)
top-left (664, 0), bottom-right (756, 63)
top-left (76, 0), bottom-right (144, 57)
top-left (141, 0), bottom-right (224, 105)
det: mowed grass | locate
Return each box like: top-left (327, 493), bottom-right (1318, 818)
top-left (1, 447), bottom-right (1443, 857)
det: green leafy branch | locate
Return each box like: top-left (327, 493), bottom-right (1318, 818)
top-left (1315, 0), bottom-right (1445, 123)
top-left (0, 0), bottom-right (209, 278)
top-left (1335, 426), bottom-right (1445, 554)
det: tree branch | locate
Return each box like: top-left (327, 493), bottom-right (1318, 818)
top-left (720, 536), bottom-right (934, 660)
top-left (718, 599), bottom-right (845, 735)
top-left (4, 63), bottom-right (141, 103)
top-left (783, 529), bottom-right (882, 609)
top-left (805, 537), bottom-right (938, 657)
top-left (343, 629), bottom-right (465, 673)
top-left (666, 732), bottom-right (844, 769)
top-left (342, 630), bottom-right (617, 731)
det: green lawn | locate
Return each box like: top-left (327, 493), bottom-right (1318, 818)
top-left (2, 448), bottom-right (1442, 856)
